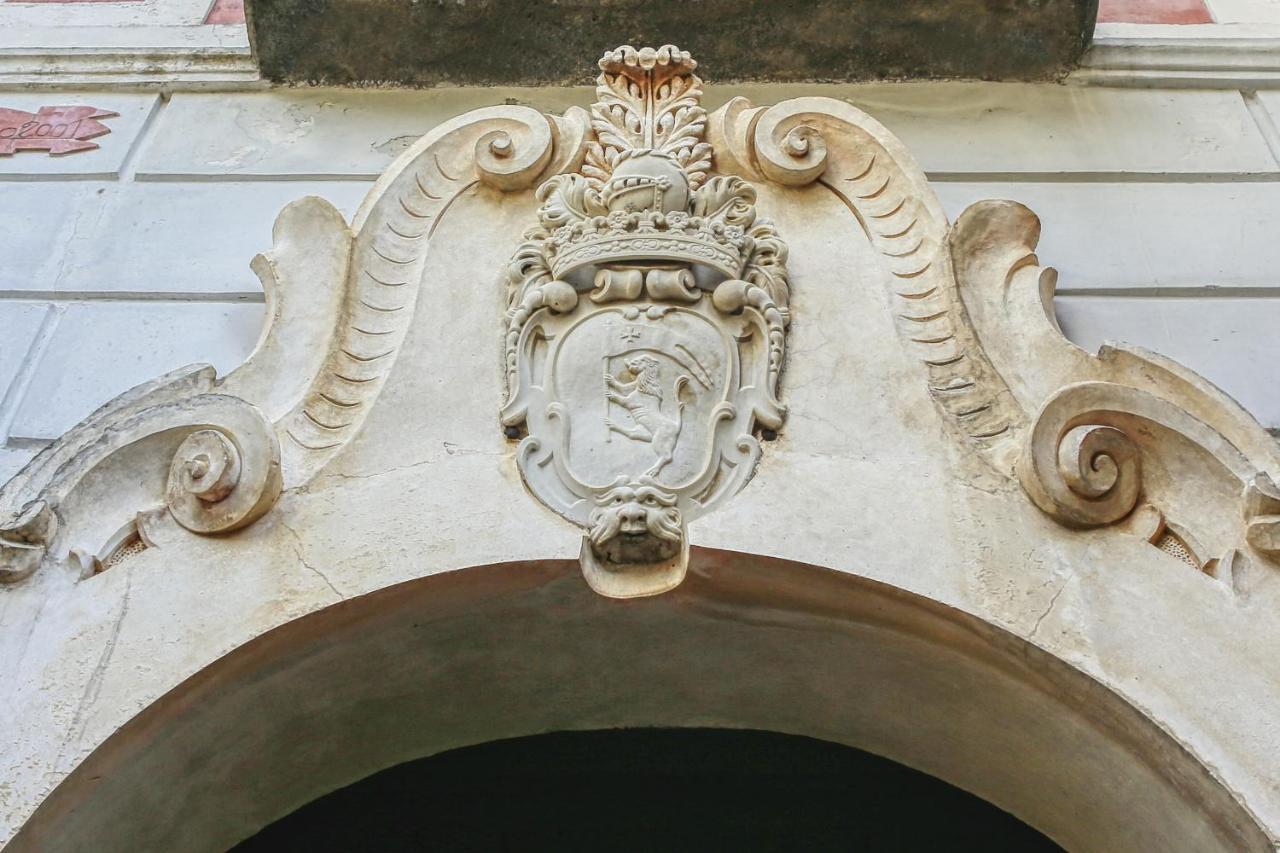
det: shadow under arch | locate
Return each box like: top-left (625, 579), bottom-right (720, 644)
top-left (11, 549), bottom-right (1271, 852)
top-left (234, 727), bottom-right (1064, 850)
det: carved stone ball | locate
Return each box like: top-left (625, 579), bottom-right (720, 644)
top-left (712, 279), bottom-right (751, 315)
top-left (604, 153), bottom-right (690, 215)
top-left (541, 280), bottom-right (579, 314)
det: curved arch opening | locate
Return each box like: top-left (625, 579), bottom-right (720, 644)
top-left (234, 728), bottom-right (1061, 851)
top-left (12, 550), bottom-right (1270, 852)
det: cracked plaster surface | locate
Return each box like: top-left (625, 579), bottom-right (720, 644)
top-left (4, 84), bottom-right (1280, 853)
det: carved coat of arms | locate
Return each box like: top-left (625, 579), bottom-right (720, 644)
top-left (501, 46), bottom-right (790, 597)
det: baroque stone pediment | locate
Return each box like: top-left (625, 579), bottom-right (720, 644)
top-left (1, 44), bottom-right (1278, 604)
top-left (11, 44), bottom-right (1280, 852)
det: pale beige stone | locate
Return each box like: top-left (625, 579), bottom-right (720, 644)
top-left (502, 47), bottom-right (788, 597)
top-left (3, 45), bottom-right (1280, 853)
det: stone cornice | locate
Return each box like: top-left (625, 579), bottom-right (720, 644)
top-left (0, 26), bottom-right (259, 90)
top-left (1077, 23), bottom-right (1280, 87)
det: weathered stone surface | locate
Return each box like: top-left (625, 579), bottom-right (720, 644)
top-left (246, 0), bottom-right (1098, 86)
top-left (5, 43), bottom-right (1280, 853)
top-left (136, 84), bottom-right (1273, 179)
top-left (500, 47), bottom-right (789, 597)
top-left (10, 302), bottom-right (261, 440)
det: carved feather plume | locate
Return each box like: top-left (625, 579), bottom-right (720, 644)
top-left (583, 44), bottom-right (713, 190)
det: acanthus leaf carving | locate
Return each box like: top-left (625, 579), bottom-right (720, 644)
top-left (585, 45), bottom-right (712, 192)
top-left (4, 42), bottom-right (1278, 602)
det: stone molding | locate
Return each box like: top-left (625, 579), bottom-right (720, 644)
top-left (0, 26), bottom-right (259, 89)
top-left (1078, 23), bottom-right (1280, 87)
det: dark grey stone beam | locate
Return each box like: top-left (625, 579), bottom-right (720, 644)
top-left (245, 0), bottom-right (1098, 86)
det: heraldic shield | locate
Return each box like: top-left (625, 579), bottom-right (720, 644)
top-left (501, 45), bottom-right (790, 598)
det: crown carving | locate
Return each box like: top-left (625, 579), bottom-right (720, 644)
top-left (511, 43), bottom-right (788, 298)
top-left (542, 178), bottom-right (759, 281)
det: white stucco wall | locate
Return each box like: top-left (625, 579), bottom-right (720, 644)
top-left (1, 79), bottom-right (1279, 486)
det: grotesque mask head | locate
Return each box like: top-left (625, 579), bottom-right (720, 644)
top-left (587, 479), bottom-right (683, 566)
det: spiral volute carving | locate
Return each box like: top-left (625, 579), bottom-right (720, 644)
top-left (753, 103), bottom-right (829, 186)
top-left (1019, 385), bottom-right (1144, 528)
top-left (166, 397), bottom-right (282, 534)
top-left (474, 111), bottom-right (557, 191)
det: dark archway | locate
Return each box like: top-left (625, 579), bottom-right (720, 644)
top-left (235, 728), bottom-right (1059, 852)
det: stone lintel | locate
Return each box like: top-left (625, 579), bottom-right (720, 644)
top-left (245, 0), bottom-right (1099, 86)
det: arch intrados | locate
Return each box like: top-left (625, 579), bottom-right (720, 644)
top-left (12, 549), bottom-right (1269, 852)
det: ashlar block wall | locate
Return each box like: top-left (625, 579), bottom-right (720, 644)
top-left (3, 81), bottom-right (1279, 478)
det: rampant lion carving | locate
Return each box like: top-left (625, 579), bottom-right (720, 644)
top-left (604, 354), bottom-right (689, 478)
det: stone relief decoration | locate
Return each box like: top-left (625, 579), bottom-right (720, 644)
top-left (1, 43), bottom-right (1277, 604)
top-left (501, 46), bottom-right (789, 598)
top-left (0, 95), bottom-right (589, 585)
top-left (691, 93), bottom-right (1279, 595)
top-left (945, 202), bottom-right (1280, 594)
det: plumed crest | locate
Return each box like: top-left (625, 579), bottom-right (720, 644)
top-left (583, 44), bottom-right (713, 191)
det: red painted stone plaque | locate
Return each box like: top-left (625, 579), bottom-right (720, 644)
top-left (0, 106), bottom-right (118, 156)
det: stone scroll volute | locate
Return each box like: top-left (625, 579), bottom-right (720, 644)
top-left (0, 102), bottom-right (588, 585)
top-left (701, 81), bottom-right (1280, 590)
